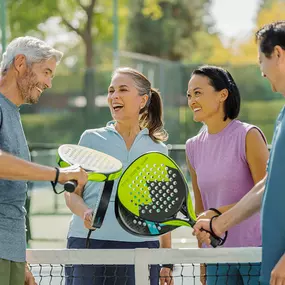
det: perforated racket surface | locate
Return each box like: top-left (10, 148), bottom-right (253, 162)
top-left (117, 152), bottom-right (222, 247)
top-left (57, 144), bottom-right (123, 192)
top-left (115, 196), bottom-right (179, 236)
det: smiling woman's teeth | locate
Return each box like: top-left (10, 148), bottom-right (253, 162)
top-left (113, 104), bottom-right (123, 110)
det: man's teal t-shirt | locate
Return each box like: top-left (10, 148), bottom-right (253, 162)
top-left (0, 93), bottom-right (30, 262)
top-left (261, 106), bottom-right (285, 284)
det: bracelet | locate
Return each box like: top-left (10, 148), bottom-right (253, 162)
top-left (208, 208), bottom-right (222, 215)
top-left (162, 264), bottom-right (174, 270)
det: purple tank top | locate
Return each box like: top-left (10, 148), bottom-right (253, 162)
top-left (186, 120), bottom-right (265, 247)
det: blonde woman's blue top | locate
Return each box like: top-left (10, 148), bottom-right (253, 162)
top-left (67, 121), bottom-right (168, 242)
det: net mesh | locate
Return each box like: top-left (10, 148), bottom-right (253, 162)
top-left (27, 248), bottom-right (261, 285)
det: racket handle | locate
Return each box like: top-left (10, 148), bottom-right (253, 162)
top-left (64, 180), bottom-right (77, 193)
top-left (209, 235), bottom-right (221, 248)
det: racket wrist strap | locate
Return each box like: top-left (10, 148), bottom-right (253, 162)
top-left (209, 214), bottom-right (228, 246)
top-left (162, 264), bottom-right (173, 270)
top-left (51, 167), bottom-right (60, 194)
top-left (54, 167), bottom-right (60, 184)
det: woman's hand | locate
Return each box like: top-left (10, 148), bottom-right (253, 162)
top-left (160, 267), bottom-right (174, 285)
top-left (83, 209), bottom-right (96, 230)
top-left (25, 264), bottom-right (38, 285)
top-left (200, 264), bottom-right (206, 285)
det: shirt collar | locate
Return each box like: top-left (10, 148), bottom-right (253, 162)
top-left (105, 120), bottom-right (149, 135)
top-left (0, 93), bottom-right (20, 111)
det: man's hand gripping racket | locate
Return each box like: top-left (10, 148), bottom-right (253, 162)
top-left (193, 215), bottom-right (227, 247)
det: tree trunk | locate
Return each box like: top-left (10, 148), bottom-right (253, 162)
top-left (83, 37), bottom-right (96, 128)
top-left (83, 0), bottom-right (97, 128)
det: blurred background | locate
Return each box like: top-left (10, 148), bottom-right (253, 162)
top-left (0, 0), bottom-right (283, 249)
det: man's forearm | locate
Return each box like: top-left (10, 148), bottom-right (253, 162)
top-left (217, 176), bottom-right (266, 233)
top-left (0, 150), bottom-right (56, 181)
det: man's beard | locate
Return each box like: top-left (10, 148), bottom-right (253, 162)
top-left (16, 68), bottom-right (41, 104)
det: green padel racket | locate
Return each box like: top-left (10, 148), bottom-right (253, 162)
top-left (57, 144), bottom-right (123, 192)
top-left (117, 152), bottom-right (224, 247)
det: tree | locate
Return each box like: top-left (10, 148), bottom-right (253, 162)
top-left (256, 0), bottom-right (285, 27)
top-left (7, 0), bottom-right (128, 125)
top-left (181, 31), bottom-right (233, 64)
top-left (222, 0), bottom-right (285, 65)
top-left (126, 0), bottom-right (214, 61)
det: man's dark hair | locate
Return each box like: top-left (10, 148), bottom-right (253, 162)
top-left (256, 21), bottom-right (285, 57)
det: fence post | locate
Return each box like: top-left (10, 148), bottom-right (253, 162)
top-left (134, 248), bottom-right (150, 285)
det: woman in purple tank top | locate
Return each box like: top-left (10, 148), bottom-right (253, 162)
top-left (185, 66), bottom-right (269, 285)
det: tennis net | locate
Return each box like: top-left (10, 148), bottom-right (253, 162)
top-left (27, 247), bottom-right (261, 285)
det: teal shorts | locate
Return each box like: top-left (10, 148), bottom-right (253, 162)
top-left (0, 258), bottom-right (25, 285)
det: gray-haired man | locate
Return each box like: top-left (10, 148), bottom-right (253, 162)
top-left (0, 36), bottom-right (88, 285)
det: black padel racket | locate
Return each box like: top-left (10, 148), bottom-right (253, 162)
top-left (117, 152), bottom-right (224, 247)
top-left (115, 196), bottom-right (179, 236)
top-left (57, 144), bottom-right (123, 192)
top-left (85, 180), bottom-right (114, 248)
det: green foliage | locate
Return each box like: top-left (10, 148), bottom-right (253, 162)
top-left (174, 100), bottom-right (284, 145)
top-left (182, 63), bottom-right (282, 102)
top-left (5, 0), bottom-right (283, 146)
top-left (228, 65), bottom-right (282, 101)
top-left (259, 0), bottom-right (277, 9)
top-left (7, 0), bottom-right (58, 38)
top-left (22, 113), bottom-right (84, 144)
top-left (42, 69), bottom-right (111, 94)
top-left (5, 0), bottom-right (130, 74)
top-left (6, 0), bottom-right (129, 47)
top-left (126, 0), bottom-right (212, 60)
top-left (240, 99), bottom-right (284, 143)
top-left (22, 108), bottom-right (113, 144)
top-left (21, 98), bottom-right (284, 145)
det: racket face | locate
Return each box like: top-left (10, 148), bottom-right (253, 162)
top-left (115, 199), bottom-right (178, 236)
top-left (57, 144), bottom-right (123, 175)
top-left (117, 152), bottom-right (187, 222)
